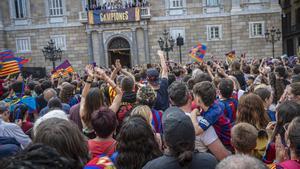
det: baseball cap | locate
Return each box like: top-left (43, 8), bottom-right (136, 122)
top-left (146, 68), bottom-right (159, 85)
top-left (0, 101), bottom-right (8, 112)
top-left (162, 107), bottom-right (195, 147)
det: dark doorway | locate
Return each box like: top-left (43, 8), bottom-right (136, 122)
top-left (108, 37), bottom-right (131, 68)
top-left (287, 39), bottom-right (294, 56)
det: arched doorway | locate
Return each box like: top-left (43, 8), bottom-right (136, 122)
top-left (108, 37), bottom-right (131, 68)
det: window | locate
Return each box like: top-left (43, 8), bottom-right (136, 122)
top-left (170, 27), bottom-right (185, 43)
top-left (170, 0), bottom-right (183, 8)
top-left (16, 37), bottom-right (31, 53)
top-left (249, 22), bottom-right (265, 38)
top-left (51, 35), bottom-right (66, 50)
top-left (14, 0), bottom-right (27, 18)
top-left (206, 0), bottom-right (219, 7)
top-left (207, 25), bottom-right (222, 41)
top-left (49, 0), bottom-right (64, 16)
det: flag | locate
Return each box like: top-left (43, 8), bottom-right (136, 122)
top-left (189, 43), bottom-right (207, 63)
top-left (52, 60), bottom-right (74, 78)
top-left (15, 57), bottom-right (31, 66)
top-left (0, 50), bottom-right (21, 77)
top-left (226, 50), bottom-right (236, 63)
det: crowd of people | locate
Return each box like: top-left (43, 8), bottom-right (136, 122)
top-left (0, 50), bottom-right (300, 169)
top-left (86, 0), bottom-right (149, 11)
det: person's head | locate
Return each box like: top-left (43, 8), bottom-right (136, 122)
top-left (287, 82), bottom-right (300, 103)
top-left (83, 87), bottom-right (105, 128)
top-left (0, 101), bottom-right (10, 122)
top-left (33, 109), bottom-right (68, 135)
top-left (41, 80), bottom-right (52, 91)
top-left (43, 88), bottom-right (57, 102)
top-left (243, 65), bottom-right (251, 74)
top-left (116, 115), bottom-right (161, 169)
top-left (130, 105), bottom-right (152, 125)
top-left (34, 85), bottom-right (43, 96)
top-left (231, 61), bottom-right (241, 72)
top-left (59, 83), bottom-right (75, 104)
top-left (218, 78), bottom-right (234, 99)
top-left (121, 77), bottom-right (134, 92)
top-left (275, 66), bottom-right (287, 79)
top-left (254, 87), bottom-right (273, 109)
top-left (163, 107), bottom-right (195, 167)
top-left (146, 68), bottom-right (160, 87)
top-left (33, 118), bottom-right (89, 168)
top-left (271, 101), bottom-right (300, 142)
top-left (231, 123), bottom-right (258, 154)
top-left (237, 93), bottom-right (270, 129)
top-left (193, 81), bottom-right (216, 109)
top-left (247, 76), bottom-right (255, 86)
top-left (229, 75), bottom-right (241, 91)
top-left (136, 85), bottom-right (157, 108)
top-left (168, 81), bottom-right (190, 107)
top-left (216, 154), bottom-right (268, 169)
top-left (27, 81), bottom-right (36, 91)
top-left (47, 97), bottom-right (63, 110)
top-left (285, 117), bottom-right (300, 158)
top-left (91, 107), bottom-right (117, 139)
top-left (0, 143), bottom-right (75, 169)
top-left (168, 74), bottom-right (176, 86)
top-left (293, 64), bottom-right (300, 74)
top-left (10, 81), bottom-right (23, 94)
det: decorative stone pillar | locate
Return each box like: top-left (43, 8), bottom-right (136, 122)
top-left (98, 30), bottom-right (106, 67)
top-left (143, 27), bottom-right (150, 63)
top-left (87, 31), bottom-right (94, 63)
top-left (131, 28), bottom-right (138, 66)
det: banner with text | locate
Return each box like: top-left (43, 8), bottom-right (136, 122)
top-left (88, 7), bottom-right (141, 24)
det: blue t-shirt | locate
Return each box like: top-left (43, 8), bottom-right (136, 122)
top-left (267, 110), bottom-right (276, 121)
top-left (153, 78), bottom-right (169, 111)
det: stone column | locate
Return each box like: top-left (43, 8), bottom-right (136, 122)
top-left (143, 27), bottom-right (150, 63)
top-left (131, 28), bottom-right (138, 66)
top-left (231, 0), bottom-right (241, 12)
top-left (98, 30), bottom-right (106, 67)
top-left (87, 31), bottom-right (94, 63)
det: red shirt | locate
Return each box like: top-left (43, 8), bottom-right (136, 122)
top-left (88, 139), bottom-right (116, 158)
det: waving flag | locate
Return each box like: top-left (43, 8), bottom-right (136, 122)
top-left (226, 50), bottom-right (236, 63)
top-left (0, 50), bottom-right (20, 77)
top-left (52, 60), bottom-right (74, 78)
top-left (189, 43), bottom-right (207, 63)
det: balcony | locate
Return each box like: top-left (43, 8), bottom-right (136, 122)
top-left (140, 7), bottom-right (151, 19)
top-left (79, 11), bottom-right (88, 23)
top-left (241, 0), bottom-right (270, 10)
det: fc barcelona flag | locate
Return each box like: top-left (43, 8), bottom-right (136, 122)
top-left (0, 50), bottom-right (21, 77)
top-left (189, 43), bottom-right (207, 63)
top-left (51, 60), bottom-right (74, 78)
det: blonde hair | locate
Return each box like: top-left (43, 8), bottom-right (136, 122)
top-left (131, 105), bottom-right (152, 125)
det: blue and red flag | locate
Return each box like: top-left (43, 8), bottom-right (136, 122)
top-left (189, 43), bottom-right (207, 63)
top-left (51, 60), bottom-right (74, 78)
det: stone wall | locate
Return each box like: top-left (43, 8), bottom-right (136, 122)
top-left (0, 30), bottom-right (5, 50)
top-left (4, 26), bottom-right (89, 71)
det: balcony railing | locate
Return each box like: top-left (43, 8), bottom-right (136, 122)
top-left (79, 11), bottom-right (88, 23)
top-left (141, 7), bottom-right (151, 19)
top-left (241, 0), bottom-right (270, 10)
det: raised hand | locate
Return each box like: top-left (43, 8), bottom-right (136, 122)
top-left (85, 65), bottom-right (94, 77)
top-left (115, 59), bottom-right (122, 71)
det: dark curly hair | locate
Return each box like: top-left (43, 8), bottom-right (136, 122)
top-left (116, 115), bottom-right (162, 169)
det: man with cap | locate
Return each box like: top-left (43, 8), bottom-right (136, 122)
top-left (146, 51), bottom-right (169, 111)
top-left (0, 101), bottom-right (31, 148)
top-left (142, 107), bottom-right (217, 169)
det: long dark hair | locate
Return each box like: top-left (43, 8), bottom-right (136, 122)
top-left (116, 115), bottom-right (162, 169)
top-left (82, 87), bottom-right (105, 128)
top-left (271, 101), bottom-right (300, 142)
top-left (287, 117), bottom-right (300, 157)
top-left (33, 118), bottom-right (90, 169)
top-left (168, 141), bottom-right (195, 168)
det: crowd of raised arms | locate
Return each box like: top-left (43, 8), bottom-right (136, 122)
top-left (0, 50), bottom-right (300, 169)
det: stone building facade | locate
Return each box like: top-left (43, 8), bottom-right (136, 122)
top-left (0, 0), bottom-right (282, 71)
top-left (280, 0), bottom-right (300, 56)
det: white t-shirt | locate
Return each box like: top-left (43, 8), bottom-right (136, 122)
top-left (185, 113), bottom-right (218, 152)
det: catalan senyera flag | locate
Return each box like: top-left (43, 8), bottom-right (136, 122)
top-left (226, 50), bottom-right (236, 63)
top-left (189, 43), bottom-right (207, 63)
top-left (52, 60), bottom-right (74, 78)
top-left (0, 50), bottom-right (21, 77)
